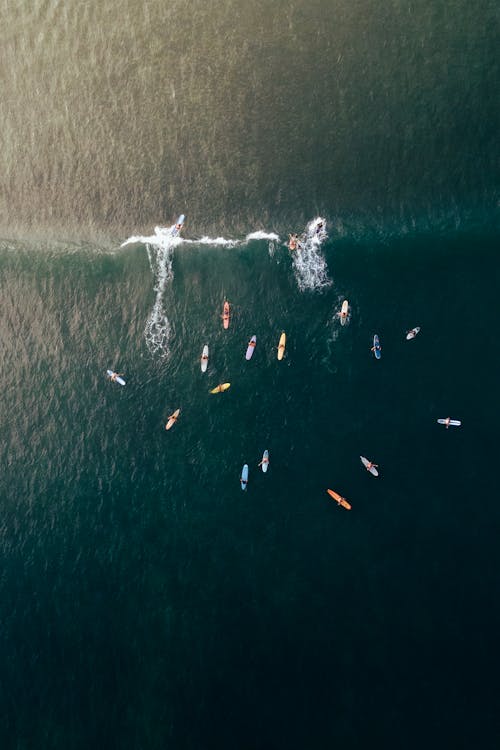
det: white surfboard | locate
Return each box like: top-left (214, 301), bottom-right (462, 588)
top-left (360, 456), bottom-right (379, 476)
top-left (107, 369), bottom-right (126, 386)
top-left (406, 327), bottom-right (420, 340)
top-left (201, 345), bottom-right (209, 373)
top-left (245, 335), bottom-right (257, 361)
top-left (340, 300), bottom-right (349, 326)
top-left (437, 418), bottom-right (461, 428)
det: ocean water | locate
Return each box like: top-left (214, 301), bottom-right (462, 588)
top-left (0, 1), bottom-right (499, 749)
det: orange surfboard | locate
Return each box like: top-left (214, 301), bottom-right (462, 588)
top-left (165, 408), bottom-right (180, 430)
top-left (222, 301), bottom-right (230, 329)
top-left (327, 488), bottom-right (351, 510)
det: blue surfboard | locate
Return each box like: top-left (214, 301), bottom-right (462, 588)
top-left (240, 464), bottom-right (249, 490)
top-left (171, 214), bottom-right (185, 237)
top-left (372, 334), bottom-right (381, 360)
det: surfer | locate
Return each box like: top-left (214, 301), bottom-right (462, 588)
top-left (288, 234), bottom-right (299, 251)
top-left (109, 372), bottom-right (123, 383)
top-left (443, 417), bottom-right (451, 429)
top-left (258, 456), bottom-right (269, 467)
top-left (365, 461), bottom-right (378, 472)
top-left (222, 303), bottom-right (230, 330)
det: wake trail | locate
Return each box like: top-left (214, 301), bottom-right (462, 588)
top-left (121, 225), bottom-right (183, 357)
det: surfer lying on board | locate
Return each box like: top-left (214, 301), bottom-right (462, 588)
top-left (110, 372), bottom-right (124, 383)
top-left (365, 461), bottom-right (378, 471)
top-left (288, 234), bottom-right (299, 251)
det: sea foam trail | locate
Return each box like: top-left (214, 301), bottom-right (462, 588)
top-left (121, 225), bottom-right (182, 356)
top-left (290, 217), bottom-right (332, 292)
top-left (183, 236), bottom-right (238, 246)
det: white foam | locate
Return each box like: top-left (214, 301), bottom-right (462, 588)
top-left (291, 217), bottom-right (332, 292)
top-left (245, 230), bottom-right (280, 242)
top-left (121, 225), bottom-right (182, 356)
top-left (143, 239), bottom-right (176, 356)
top-left (121, 225), bottom-right (183, 250)
top-left (184, 236), bottom-right (238, 246)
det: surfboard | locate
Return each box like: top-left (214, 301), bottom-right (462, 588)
top-left (327, 488), bottom-right (351, 510)
top-left (240, 464), bottom-right (249, 490)
top-left (210, 383), bottom-right (231, 394)
top-left (107, 369), bottom-right (126, 386)
top-left (277, 332), bottom-right (286, 360)
top-left (201, 345), bottom-right (209, 373)
top-left (406, 327), bottom-right (421, 340)
top-left (165, 408), bottom-right (180, 430)
top-left (360, 456), bottom-right (379, 476)
top-left (437, 418), bottom-right (461, 428)
top-left (372, 334), bottom-right (381, 359)
top-left (222, 301), bottom-right (230, 330)
top-left (260, 450), bottom-right (269, 473)
top-left (245, 335), bottom-right (257, 360)
top-left (170, 214), bottom-right (185, 237)
top-left (340, 300), bottom-right (349, 326)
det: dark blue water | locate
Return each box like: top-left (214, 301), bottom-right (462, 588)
top-left (0, 225), bottom-right (499, 749)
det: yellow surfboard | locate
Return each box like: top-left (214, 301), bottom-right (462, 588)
top-left (277, 332), bottom-right (286, 361)
top-left (210, 383), bottom-right (231, 394)
top-left (327, 488), bottom-right (351, 510)
top-left (165, 408), bottom-right (180, 430)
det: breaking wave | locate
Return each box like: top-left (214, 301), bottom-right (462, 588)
top-left (121, 218), bottom-right (332, 356)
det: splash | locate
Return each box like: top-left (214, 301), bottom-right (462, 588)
top-left (290, 217), bottom-right (332, 292)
